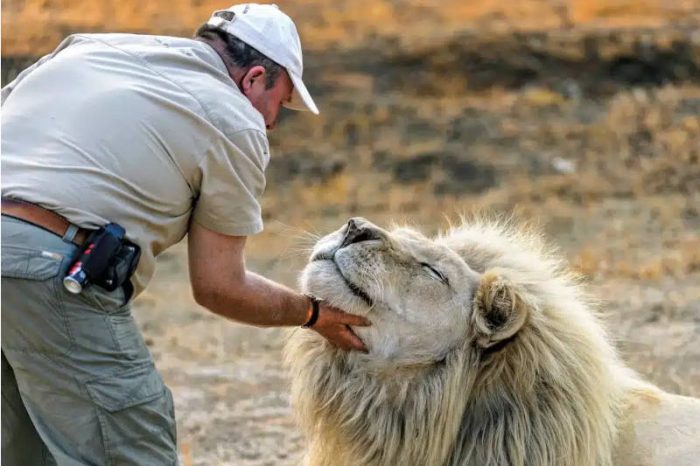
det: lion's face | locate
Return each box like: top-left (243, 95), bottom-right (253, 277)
top-left (301, 217), bottom-right (481, 365)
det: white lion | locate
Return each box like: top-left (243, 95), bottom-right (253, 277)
top-left (285, 217), bottom-right (700, 466)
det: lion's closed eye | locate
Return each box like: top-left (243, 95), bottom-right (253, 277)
top-left (421, 262), bottom-right (449, 284)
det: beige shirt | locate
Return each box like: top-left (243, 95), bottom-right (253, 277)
top-left (1, 33), bottom-right (270, 296)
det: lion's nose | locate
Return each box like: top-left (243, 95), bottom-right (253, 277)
top-left (340, 218), bottom-right (382, 247)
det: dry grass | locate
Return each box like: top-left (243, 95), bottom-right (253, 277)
top-left (4, 0), bottom-right (699, 56)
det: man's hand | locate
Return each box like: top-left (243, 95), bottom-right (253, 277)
top-left (309, 303), bottom-right (371, 353)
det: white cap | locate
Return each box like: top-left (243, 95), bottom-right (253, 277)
top-left (206, 3), bottom-right (319, 114)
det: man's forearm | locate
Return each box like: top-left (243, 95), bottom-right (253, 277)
top-left (187, 224), bottom-right (369, 351)
top-left (197, 269), bottom-right (310, 327)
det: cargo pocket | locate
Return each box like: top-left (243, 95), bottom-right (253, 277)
top-left (85, 364), bottom-right (178, 466)
top-left (1, 245), bottom-right (62, 280)
top-left (58, 285), bottom-right (148, 361)
top-left (79, 284), bottom-right (127, 313)
top-left (1, 245), bottom-right (74, 355)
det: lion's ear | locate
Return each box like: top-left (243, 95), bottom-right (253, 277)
top-left (471, 269), bottom-right (529, 349)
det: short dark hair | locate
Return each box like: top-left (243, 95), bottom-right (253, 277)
top-left (195, 24), bottom-right (284, 89)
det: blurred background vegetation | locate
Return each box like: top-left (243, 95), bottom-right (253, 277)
top-left (3, 1), bottom-right (699, 464)
top-left (3, 1), bottom-right (699, 280)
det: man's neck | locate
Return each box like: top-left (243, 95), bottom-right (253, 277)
top-left (195, 37), bottom-right (245, 89)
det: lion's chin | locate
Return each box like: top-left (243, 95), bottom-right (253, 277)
top-left (301, 260), bottom-right (374, 314)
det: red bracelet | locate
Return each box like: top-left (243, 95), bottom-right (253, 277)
top-left (302, 295), bottom-right (321, 328)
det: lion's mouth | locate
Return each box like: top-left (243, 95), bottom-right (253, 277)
top-left (311, 255), bottom-right (374, 307)
top-left (338, 269), bottom-right (373, 307)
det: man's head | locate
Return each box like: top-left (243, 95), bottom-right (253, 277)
top-left (197, 3), bottom-right (318, 130)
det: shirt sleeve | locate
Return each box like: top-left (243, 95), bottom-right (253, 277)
top-left (1, 34), bottom-right (85, 105)
top-left (192, 128), bottom-right (270, 236)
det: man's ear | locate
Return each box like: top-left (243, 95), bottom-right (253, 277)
top-left (471, 268), bottom-right (529, 349)
top-left (241, 65), bottom-right (266, 93)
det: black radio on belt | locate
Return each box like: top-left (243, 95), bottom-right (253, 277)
top-left (63, 223), bottom-right (140, 300)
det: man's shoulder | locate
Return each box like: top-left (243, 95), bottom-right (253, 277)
top-left (179, 65), bottom-right (268, 140)
top-left (130, 35), bottom-right (268, 137)
top-left (205, 91), bottom-right (268, 138)
top-left (57, 33), bottom-right (173, 52)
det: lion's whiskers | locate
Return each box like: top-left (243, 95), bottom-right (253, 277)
top-left (267, 221), bottom-right (323, 262)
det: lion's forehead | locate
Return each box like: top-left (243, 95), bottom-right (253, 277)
top-left (338, 233), bottom-right (467, 285)
top-left (387, 231), bottom-right (461, 264)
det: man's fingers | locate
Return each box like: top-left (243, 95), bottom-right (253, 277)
top-left (342, 326), bottom-right (368, 353)
top-left (335, 309), bottom-right (372, 327)
top-left (313, 306), bottom-right (370, 352)
top-left (338, 311), bottom-right (371, 327)
top-left (321, 304), bottom-right (371, 327)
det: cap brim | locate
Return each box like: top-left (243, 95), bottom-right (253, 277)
top-left (284, 72), bottom-right (319, 115)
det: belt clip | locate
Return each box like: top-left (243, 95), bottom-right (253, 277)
top-left (62, 224), bottom-right (79, 244)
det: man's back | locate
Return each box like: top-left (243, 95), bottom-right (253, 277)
top-left (2, 33), bottom-right (271, 294)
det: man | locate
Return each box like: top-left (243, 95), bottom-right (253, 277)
top-left (1, 4), bottom-right (369, 464)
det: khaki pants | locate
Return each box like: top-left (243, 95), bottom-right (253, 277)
top-left (1, 216), bottom-right (178, 465)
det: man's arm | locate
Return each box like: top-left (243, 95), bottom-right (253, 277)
top-left (188, 221), bottom-right (370, 351)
